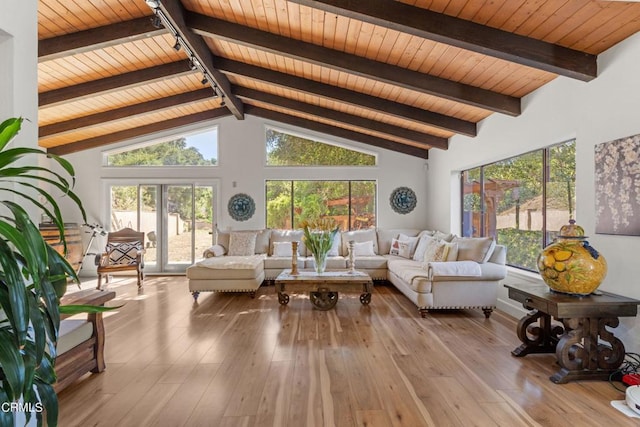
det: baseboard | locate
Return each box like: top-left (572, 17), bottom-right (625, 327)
top-left (496, 267), bottom-right (545, 319)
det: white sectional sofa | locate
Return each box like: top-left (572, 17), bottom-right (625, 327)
top-left (186, 228), bottom-right (507, 317)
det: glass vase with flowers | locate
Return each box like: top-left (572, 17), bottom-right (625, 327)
top-left (300, 218), bottom-right (339, 274)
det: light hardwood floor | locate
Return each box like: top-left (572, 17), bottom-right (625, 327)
top-left (58, 276), bottom-right (636, 426)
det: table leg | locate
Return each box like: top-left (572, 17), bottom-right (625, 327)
top-left (309, 288), bottom-right (338, 310)
top-left (550, 316), bottom-right (626, 383)
top-left (359, 293), bottom-right (371, 305)
top-left (512, 310), bottom-right (563, 357)
top-left (278, 292), bottom-right (290, 305)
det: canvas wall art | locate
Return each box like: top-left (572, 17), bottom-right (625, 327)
top-left (595, 134), bottom-right (640, 235)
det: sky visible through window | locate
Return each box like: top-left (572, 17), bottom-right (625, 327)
top-left (186, 129), bottom-right (217, 163)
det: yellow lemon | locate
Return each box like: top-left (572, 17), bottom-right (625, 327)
top-left (554, 250), bottom-right (572, 261)
top-left (543, 255), bottom-right (555, 268)
top-left (554, 262), bottom-right (566, 272)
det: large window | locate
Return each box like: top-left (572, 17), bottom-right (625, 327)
top-left (266, 180), bottom-right (376, 230)
top-left (461, 140), bottom-right (576, 271)
top-left (106, 128), bottom-right (218, 166)
top-left (266, 128), bottom-right (376, 166)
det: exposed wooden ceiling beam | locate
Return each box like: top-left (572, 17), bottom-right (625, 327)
top-left (218, 58), bottom-right (475, 137)
top-left (38, 17), bottom-right (166, 62)
top-left (187, 12), bottom-right (520, 116)
top-left (46, 109), bottom-right (230, 156)
top-left (245, 106), bottom-right (430, 159)
top-left (148, 0), bottom-right (244, 119)
top-left (39, 89), bottom-right (213, 138)
top-left (287, 0), bottom-right (597, 81)
top-left (235, 86), bottom-right (447, 150)
top-left (39, 60), bottom-right (192, 108)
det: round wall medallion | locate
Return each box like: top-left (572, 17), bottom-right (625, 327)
top-left (228, 193), bottom-right (255, 221)
top-left (390, 187), bottom-right (417, 214)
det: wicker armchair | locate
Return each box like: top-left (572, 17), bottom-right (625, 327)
top-left (96, 227), bottom-right (145, 290)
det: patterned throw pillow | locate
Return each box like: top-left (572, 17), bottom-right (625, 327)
top-left (228, 232), bottom-right (258, 256)
top-left (421, 237), bottom-right (448, 268)
top-left (107, 241), bottom-right (142, 265)
top-left (390, 238), bottom-right (412, 258)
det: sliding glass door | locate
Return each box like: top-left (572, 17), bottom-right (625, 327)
top-left (108, 182), bottom-right (216, 273)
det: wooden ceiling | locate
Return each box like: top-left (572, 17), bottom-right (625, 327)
top-left (38, 0), bottom-right (640, 158)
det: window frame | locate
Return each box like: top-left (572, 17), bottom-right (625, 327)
top-left (265, 179), bottom-right (377, 230)
top-left (103, 125), bottom-right (219, 167)
top-left (460, 139), bottom-right (576, 272)
top-left (264, 126), bottom-right (378, 167)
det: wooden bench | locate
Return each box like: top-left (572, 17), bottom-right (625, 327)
top-left (55, 289), bottom-right (116, 392)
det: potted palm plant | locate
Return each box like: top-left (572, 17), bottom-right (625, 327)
top-left (0, 117), bottom-right (90, 427)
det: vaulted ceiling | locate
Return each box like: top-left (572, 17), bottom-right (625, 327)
top-left (38, 0), bottom-right (640, 159)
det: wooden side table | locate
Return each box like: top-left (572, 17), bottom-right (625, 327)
top-left (505, 283), bottom-right (639, 384)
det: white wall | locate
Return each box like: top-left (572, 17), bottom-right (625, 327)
top-left (426, 32), bottom-right (640, 352)
top-left (60, 115), bottom-right (430, 269)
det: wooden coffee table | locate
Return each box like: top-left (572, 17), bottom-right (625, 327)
top-left (275, 269), bottom-right (373, 310)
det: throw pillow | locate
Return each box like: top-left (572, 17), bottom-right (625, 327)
top-left (421, 237), bottom-right (448, 267)
top-left (390, 238), bottom-right (412, 258)
top-left (444, 241), bottom-right (459, 261)
top-left (412, 234), bottom-right (431, 261)
top-left (452, 236), bottom-right (496, 263)
top-left (273, 241), bottom-right (294, 257)
top-left (228, 232), bottom-right (257, 256)
top-left (433, 231), bottom-right (454, 242)
top-left (353, 240), bottom-right (376, 256)
top-left (389, 238), bottom-right (401, 256)
top-left (204, 244), bottom-right (226, 258)
top-left (398, 233), bottom-right (419, 257)
top-left (327, 232), bottom-right (341, 256)
top-left (107, 241), bottom-right (142, 265)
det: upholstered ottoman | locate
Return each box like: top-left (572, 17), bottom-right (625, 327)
top-left (186, 254), bottom-right (266, 301)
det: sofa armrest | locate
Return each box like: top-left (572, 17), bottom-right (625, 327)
top-left (478, 262), bottom-right (507, 281)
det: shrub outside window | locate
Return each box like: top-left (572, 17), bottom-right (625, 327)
top-left (461, 140), bottom-right (576, 271)
top-left (266, 180), bottom-right (376, 230)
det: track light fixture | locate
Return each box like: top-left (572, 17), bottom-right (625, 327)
top-left (151, 13), bottom-right (163, 29)
top-left (145, 0), bottom-right (227, 103)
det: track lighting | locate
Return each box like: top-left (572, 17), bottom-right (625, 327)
top-left (151, 13), bottom-right (163, 29)
top-left (145, 0), bottom-right (161, 8)
top-left (173, 39), bottom-right (181, 51)
top-left (220, 95), bottom-right (226, 107)
top-left (190, 58), bottom-right (197, 70)
top-left (201, 75), bottom-right (209, 85)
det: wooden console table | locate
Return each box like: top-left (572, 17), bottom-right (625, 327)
top-left (505, 283), bottom-right (639, 384)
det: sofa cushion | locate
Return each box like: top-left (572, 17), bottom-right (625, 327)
top-left (271, 229), bottom-right (305, 255)
top-left (264, 256), bottom-right (304, 270)
top-left (376, 229), bottom-right (420, 254)
top-left (387, 258), bottom-right (432, 293)
top-left (273, 241), bottom-right (294, 257)
top-left (352, 255), bottom-right (387, 270)
top-left (216, 229), bottom-right (270, 254)
top-left (327, 232), bottom-right (341, 256)
top-left (452, 237), bottom-right (496, 263)
top-left (228, 232), bottom-right (257, 256)
top-left (433, 231), bottom-right (455, 242)
top-left (398, 234), bottom-right (419, 257)
top-left (421, 237), bottom-right (449, 264)
top-left (390, 238), bottom-right (412, 258)
top-left (57, 319), bottom-right (93, 355)
top-left (204, 244), bottom-right (226, 258)
top-left (342, 228), bottom-right (378, 255)
top-left (254, 229), bottom-right (272, 254)
top-left (353, 240), bottom-right (376, 256)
